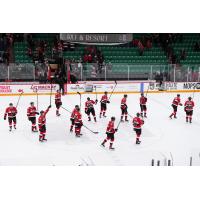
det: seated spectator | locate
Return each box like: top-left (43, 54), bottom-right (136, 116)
top-left (194, 42), bottom-right (200, 52)
top-left (146, 39), bottom-right (152, 49)
top-left (180, 49), bottom-right (186, 60)
top-left (138, 40), bottom-right (144, 56)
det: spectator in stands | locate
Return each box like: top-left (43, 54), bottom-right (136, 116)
top-left (194, 42), bottom-right (200, 52)
top-left (69, 72), bottom-right (78, 84)
top-left (138, 40), bottom-right (144, 56)
top-left (3, 50), bottom-right (9, 66)
top-left (146, 39), bottom-right (152, 49)
top-left (180, 49), bottom-right (186, 60)
top-left (27, 34), bottom-right (35, 51)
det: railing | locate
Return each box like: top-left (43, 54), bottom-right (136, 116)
top-left (70, 63), bottom-right (200, 82)
top-left (0, 62), bottom-right (200, 82)
top-left (0, 63), bottom-right (36, 81)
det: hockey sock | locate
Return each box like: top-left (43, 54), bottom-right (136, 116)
top-left (94, 116), bottom-right (97, 122)
top-left (109, 143), bottom-right (113, 149)
top-left (103, 112), bottom-right (105, 116)
top-left (121, 115), bottom-right (123, 121)
top-left (189, 117), bottom-right (192, 123)
top-left (88, 116), bottom-right (91, 121)
top-left (144, 112), bottom-right (147, 117)
top-left (39, 134), bottom-right (43, 141)
top-left (70, 125), bottom-right (73, 131)
top-left (102, 139), bottom-right (107, 145)
top-left (186, 117), bottom-right (188, 122)
top-left (125, 115), bottom-right (128, 121)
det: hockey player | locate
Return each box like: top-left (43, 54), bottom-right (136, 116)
top-left (38, 105), bottom-right (51, 142)
top-left (184, 97), bottom-right (194, 123)
top-left (74, 107), bottom-right (83, 137)
top-left (101, 117), bottom-right (118, 150)
top-left (100, 91), bottom-right (110, 118)
top-left (70, 105), bottom-right (79, 132)
top-left (27, 102), bottom-right (39, 132)
top-left (4, 103), bottom-right (18, 131)
top-left (55, 90), bottom-right (62, 116)
top-left (140, 93), bottom-right (147, 118)
top-left (133, 113), bottom-right (144, 144)
top-left (120, 94), bottom-right (128, 122)
top-left (169, 94), bottom-right (182, 119)
top-left (85, 97), bottom-right (98, 122)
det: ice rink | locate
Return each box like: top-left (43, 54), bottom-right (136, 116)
top-left (0, 92), bottom-right (200, 166)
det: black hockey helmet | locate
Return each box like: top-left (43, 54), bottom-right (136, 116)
top-left (177, 94), bottom-right (180, 97)
top-left (75, 105), bottom-right (79, 108)
top-left (40, 110), bottom-right (44, 114)
top-left (87, 97), bottom-right (90, 101)
top-left (136, 112), bottom-right (140, 117)
top-left (188, 97), bottom-right (192, 100)
top-left (124, 94), bottom-right (127, 98)
top-left (30, 102), bottom-right (34, 105)
top-left (111, 116), bottom-right (115, 121)
top-left (105, 91), bottom-right (108, 94)
top-left (57, 89), bottom-right (61, 93)
top-left (9, 103), bottom-right (13, 106)
top-left (141, 93), bottom-right (144, 96)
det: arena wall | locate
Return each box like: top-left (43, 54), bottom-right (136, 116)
top-left (0, 81), bottom-right (199, 96)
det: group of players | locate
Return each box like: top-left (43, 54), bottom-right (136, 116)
top-left (3, 89), bottom-right (195, 150)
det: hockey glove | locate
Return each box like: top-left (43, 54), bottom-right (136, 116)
top-left (4, 116), bottom-right (6, 120)
top-left (48, 105), bottom-right (51, 109)
top-left (115, 128), bottom-right (118, 132)
top-left (95, 99), bottom-right (98, 104)
top-left (107, 101), bottom-right (110, 103)
top-left (179, 103), bottom-right (183, 106)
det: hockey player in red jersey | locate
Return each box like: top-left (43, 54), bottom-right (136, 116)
top-left (140, 93), bottom-right (147, 118)
top-left (74, 107), bottom-right (83, 137)
top-left (120, 94), bottom-right (128, 122)
top-left (133, 113), bottom-right (144, 144)
top-left (4, 103), bottom-right (18, 131)
top-left (27, 102), bottom-right (39, 132)
top-left (85, 97), bottom-right (98, 122)
top-left (169, 94), bottom-right (182, 119)
top-left (70, 105), bottom-right (79, 132)
top-left (55, 90), bottom-right (62, 116)
top-left (100, 91), bottom-right (110, 118)
top-left (101, 116), bottom-right (118, 150)
top-left (38, 105), bottom-right (51, 142)
top-left (184, 97), bottom-right (194, 123)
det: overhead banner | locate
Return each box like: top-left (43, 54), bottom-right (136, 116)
top-left (60, 33), bottom-right (133, 44)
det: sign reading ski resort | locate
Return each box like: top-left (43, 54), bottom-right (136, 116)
top-left (60, 33), bottom-right (133, 44)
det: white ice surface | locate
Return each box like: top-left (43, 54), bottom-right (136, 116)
top-left (0, 92), bottom-right (200, 166)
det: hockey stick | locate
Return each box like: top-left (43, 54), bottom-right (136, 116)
top-left (49, 81), bottom-right (53, 106)
top-left (108, 80), bottom-right (117, 101)
top-left (116, 120), bottom-right (122, 129)
top-left (77, 92), bottom-right (81, 110)
top-left (16, 90), bottom-right (24, 108)
top-left (145, 83), bottom-right (150, 97)
top-left (127, 113), bottom-right (134, 119)
top-left (94, 85), bottom-right (98, 101)
top-left (82, 124), bottom-right (99, 134)
top-left (35, 88), bottom-right (39, 111)
top-left (61, 106), bottom-right (71, 114)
